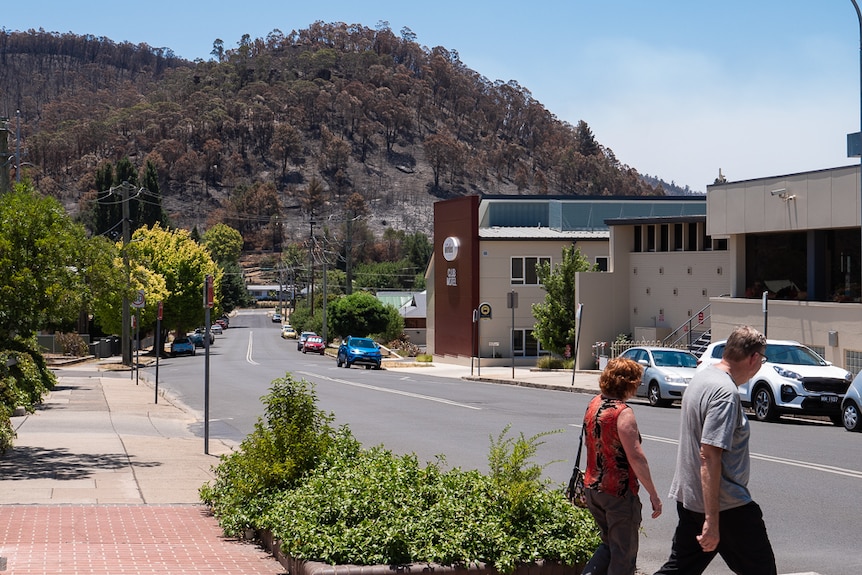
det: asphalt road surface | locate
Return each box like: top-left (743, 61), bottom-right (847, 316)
top-left (146, 309), bottom-right (859, 575)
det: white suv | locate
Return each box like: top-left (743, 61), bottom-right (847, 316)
top-left (697, 339), bottom-right (852, 425)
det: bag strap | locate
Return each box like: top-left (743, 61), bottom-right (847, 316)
top-left (574, 423), bottom-right (585, 468)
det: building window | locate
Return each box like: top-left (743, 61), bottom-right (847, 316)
top-left (687, 222), bottom-right (698, 251)
top-left (846, 349), bottom-right (862, 376)
top-left (660, 224), bottom-right (669, 252)
top-left (595, 256), bottom-right (608, 272)
top-left (511, 256), bottom-right (550, 285)
top-left (513, 329), bottom-right (548, 357)
top-left (674, 223), bottom-right (684, 251)
top-left (634, 225), bottom-right (642, 252)
top-left (647, 226), bottom-right (656, 252)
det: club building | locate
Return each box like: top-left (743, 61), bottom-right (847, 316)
top-left (426, 165), bottom-right (862, 374)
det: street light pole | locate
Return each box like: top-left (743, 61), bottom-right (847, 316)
top-left (853, 0), bottom-right (862, 292)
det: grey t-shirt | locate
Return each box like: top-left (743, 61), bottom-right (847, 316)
top-left (668, 364), bottom-right (752, 513)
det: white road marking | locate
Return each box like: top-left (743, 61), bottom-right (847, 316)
top-left (246, 331), bottom-right (259, 365)
top-left (298, 371), bottom-right (481, 410)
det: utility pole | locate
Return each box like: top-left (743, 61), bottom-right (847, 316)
top-left (309, 218), bottom-right (316, 315)
top-left (15, 110), bottom-right (21, 184)
top-left (0, 116), bottom-right (9, 193)
top-left (121, 181), bottom-right (132, 366)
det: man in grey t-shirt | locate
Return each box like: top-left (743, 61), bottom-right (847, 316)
top-left (654, 326), bottom-right (777, 575)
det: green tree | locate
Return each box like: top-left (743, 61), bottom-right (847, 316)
top-left (328, 291), bottom-right (401, 340)
top-left (220, 260), bottom-right (252, 313)
top-left (203, 223), bottom-right (244, 264)
top-left (0, 185), bottom-right (89, 339)
top-left (137, 160), bottom-right (169, 230)
top-left (531, 246), bottom-right (596, 356)
top-left (94, 224), bottom-right (221, 336)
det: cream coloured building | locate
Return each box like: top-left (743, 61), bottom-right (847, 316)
top-left (429, 165), bottom-right (862, 374)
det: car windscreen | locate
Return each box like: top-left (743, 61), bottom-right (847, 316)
top-left (764, 344), bottom-right (825, 366)
top-left (652, 350), bottom-right (698, 368)
top-left (307, 337), bottom-right (322, 343)
top-left (351, 338), bottom-right (375, 348)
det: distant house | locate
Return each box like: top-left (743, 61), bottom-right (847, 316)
top-left (246, 284), bottom-right (295, 301)
top-left (376, 290), bottom-right (426, 346)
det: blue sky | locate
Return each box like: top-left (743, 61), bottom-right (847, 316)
top-left (6, 1), bottom-right (862, 192)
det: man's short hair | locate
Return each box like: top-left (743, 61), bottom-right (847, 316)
top-left (723, 325), bottom-right (766, 362)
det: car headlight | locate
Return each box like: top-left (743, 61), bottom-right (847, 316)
top-left (773, 365), bottom-right (802, 381)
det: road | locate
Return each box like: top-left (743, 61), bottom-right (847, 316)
top-left (147, 309), bottom-right (862, 575)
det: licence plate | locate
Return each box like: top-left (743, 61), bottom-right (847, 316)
top-left (821, 395), bottom-right (839, 404)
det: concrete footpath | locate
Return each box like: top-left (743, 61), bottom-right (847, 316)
top-left (0, 358), bottom-right (600, 574)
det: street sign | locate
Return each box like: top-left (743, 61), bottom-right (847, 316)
top-left (131, 290), bottom-right (145, 309)
top-left (203, 275), bottom-right (214, 308)
top-left (478, 302), bottom-right (492, 319)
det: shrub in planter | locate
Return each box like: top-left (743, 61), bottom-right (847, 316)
top-left (199, 374), bottom-right (348, 535)
top-left (261, 427), bottom-right (599, 573)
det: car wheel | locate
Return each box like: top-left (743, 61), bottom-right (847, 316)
top-left (843, 400), bottom-right (862, 431)
top-left (302, 348), bottom-right (307, 354)
top-left (648, 382), bottom-right (670, 407)
top-left (365, 364), bottom-right (372, 370)
top-left (346, 361), bottom-right (352, 369)
top-left (319, 351), bottom-right (325, 356)
top-left (337, 357), bottom-right (343, 367)
top-left (752, 384), bottom-right (779, 422)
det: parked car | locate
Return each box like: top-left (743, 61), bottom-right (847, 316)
top-left (170, 337), bottom-right (196, 357)
top-left (698, 339), bottom-right (852, 424)
top-left (215, 318), bottom-right (228, 330)
top-left (210, 323), bottom-right (223, 335)
top-left (841, 371), bottom-right (862, 431)
top-left (297, 331), bottom-right (317, 351)
top-left (337, 336), bottom-right (382, 369)
top-left (187, 330), bottom-right (213, 348)
top-left (302, 335), bottom-right (326, 355)
top-left (281, 325), bottom-right (297, 339)
top-left (272, 312), bottom-right (282, 323)
top-left (618, 346), bottom-right (699, 407)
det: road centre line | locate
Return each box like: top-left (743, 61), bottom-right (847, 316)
top-left (571, 425), bottom-right (862, 480)
top-left (246, 331), bottom-right (259, 365)
top-left (299, 371), bottom-right (481, 410)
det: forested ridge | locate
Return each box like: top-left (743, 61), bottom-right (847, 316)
top-left (1, 22), bottom-right (671, 249)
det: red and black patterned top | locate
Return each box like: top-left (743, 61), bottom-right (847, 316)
top-left (583, 394), bottom-right (640, 497)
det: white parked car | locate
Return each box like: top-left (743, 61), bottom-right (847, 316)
top-left (697, 339), bottom-right (852, 425)
top-left (618, 346), bottom-right (698, 407)
top-left (841, 372), bottom-right (862, 432)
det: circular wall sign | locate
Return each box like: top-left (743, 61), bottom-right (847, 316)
top-left (442, 236), bottom-right (460, 262)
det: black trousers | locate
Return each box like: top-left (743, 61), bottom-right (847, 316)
top-left (654, 501), bottom-right (777, 575)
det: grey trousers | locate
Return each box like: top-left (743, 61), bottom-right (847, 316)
top-left (582, 488), bottom-right (643, 575)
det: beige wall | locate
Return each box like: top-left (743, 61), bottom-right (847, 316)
top-left (476, 238), bottom-right (600, 363)
top-left (708, 165), bottom-right (860, 236)
top-left (710, 296), bottom-right (862, 367)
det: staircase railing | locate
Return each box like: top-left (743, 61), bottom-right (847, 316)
top-left (663, 302), bottom-right (713, 349)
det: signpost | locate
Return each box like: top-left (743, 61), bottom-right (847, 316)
top-left (507, 290), bottom-right (518, 378)
top-left (155, 301), bottom-right (162, 404)
top-left (571, 304), bottom-right (584, 386)
top-left (203, 275), bottom-right (214, 455)
top-left (131, 290), bottom-right (145, 385)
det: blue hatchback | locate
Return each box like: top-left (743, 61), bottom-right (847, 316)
top-left (337, 336), bottom-right (382, 369)
top-left (170, 337), bottom-right (196, 357)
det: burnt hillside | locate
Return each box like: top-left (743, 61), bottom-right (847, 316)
top-left (0, 23), bottom-right (664, 248)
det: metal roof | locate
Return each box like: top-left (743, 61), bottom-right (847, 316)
top-left (479, 227), bottom-right (609, 240)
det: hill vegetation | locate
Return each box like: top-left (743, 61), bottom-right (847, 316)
top-left (1, 22), bottom-right (665, 253)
